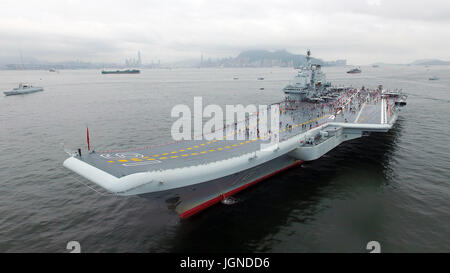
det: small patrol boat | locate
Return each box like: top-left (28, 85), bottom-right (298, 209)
top-left (3, 83), bottom-right (44, 96)
top-left (347, 68), bottom-right (362, 74)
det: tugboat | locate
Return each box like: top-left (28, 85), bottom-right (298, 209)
top-left (347, 68), bottom-right (362, 74)
top-left (3, 83), bottom-right (44, 96)
top-left (428, 76), bottom-right (439, 81)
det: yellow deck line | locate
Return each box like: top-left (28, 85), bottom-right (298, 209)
top-left (108, 114), bottom-right (331, 163)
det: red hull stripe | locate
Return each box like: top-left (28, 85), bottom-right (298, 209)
top-left (179, 160), bottom-right (304, 219)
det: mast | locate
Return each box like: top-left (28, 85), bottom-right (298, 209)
top-left (306, 49), bottom-right (311, 66)
top-left (307, 49), bottom-right (315, 88)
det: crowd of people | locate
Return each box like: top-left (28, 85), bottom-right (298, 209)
top-left (200, 87), bottom-right (383, 142)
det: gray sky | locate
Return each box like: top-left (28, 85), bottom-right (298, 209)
top-left (1, 0), bottom-right (449, 65)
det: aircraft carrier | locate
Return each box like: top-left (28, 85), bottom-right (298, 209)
top-left (63, 50), bottom-right (407, 219)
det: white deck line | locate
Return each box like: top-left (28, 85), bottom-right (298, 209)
top-left (354, 102), bottom-right (366, 123)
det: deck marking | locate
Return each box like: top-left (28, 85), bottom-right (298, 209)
top-left (358, 116), bottom-right (369, 123)
top-left (355, 102), bottom-right (366, 123)
top-left (102, 115), bottom-right (330, 163)
top-left (122, 161), bottom-right (161, 167)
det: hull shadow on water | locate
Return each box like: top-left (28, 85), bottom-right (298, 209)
top-left (160, 118), bottom-right (404, 253)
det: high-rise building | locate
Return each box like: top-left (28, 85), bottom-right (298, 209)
top-left (125, 51), bottom-right (142, 67)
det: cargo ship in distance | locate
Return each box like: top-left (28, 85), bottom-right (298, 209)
top-left (101, 69), bottom-right (140, 74)
top-left (64, 50), bottom-right (407, 219)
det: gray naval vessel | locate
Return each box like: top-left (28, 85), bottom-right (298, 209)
top-left (4, 83), bottom-right (44, 96)
top-left (63, 50), bottom-right (407, 219)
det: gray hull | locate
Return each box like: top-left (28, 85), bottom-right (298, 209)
top-left (140, 154), bottom-right (302, 218)
top-left (4, 87), bottom-right (44, 96)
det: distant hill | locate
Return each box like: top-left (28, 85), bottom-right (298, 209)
top-left (235, 49), bottom-right (327, 67)
top-left (411, 59), bottom-right (450, 65)
top-left (195, 49), bottom-right (346, 68)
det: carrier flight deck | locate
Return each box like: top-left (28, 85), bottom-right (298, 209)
top-left (63, 50), bottom-right (407, 218)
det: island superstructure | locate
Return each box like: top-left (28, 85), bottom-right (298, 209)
top-left (63, 50), bottom-right (407, 219)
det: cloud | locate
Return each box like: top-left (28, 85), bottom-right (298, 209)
top-left (0, 0), bottom-right (449, 64)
